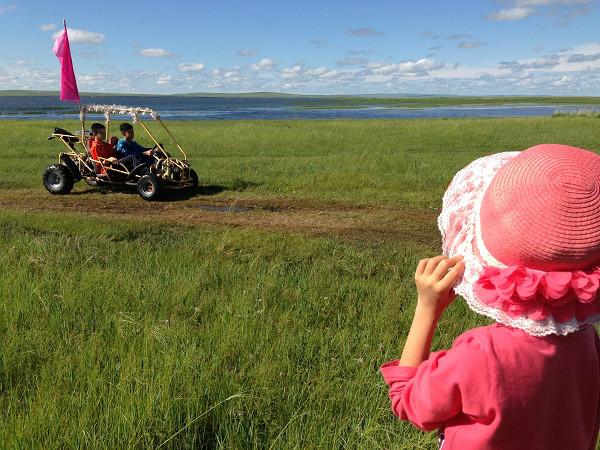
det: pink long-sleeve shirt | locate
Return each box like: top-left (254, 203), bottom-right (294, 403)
top-left (380, 323), bottom-right (600, 450)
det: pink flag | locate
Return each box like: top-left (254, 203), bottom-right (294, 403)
top-left (52, 20), bottom-right (80, 103)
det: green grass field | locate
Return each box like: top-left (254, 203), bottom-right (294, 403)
top-left (1, 117), bottom-right (599, 448)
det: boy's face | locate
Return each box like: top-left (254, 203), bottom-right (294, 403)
top-left (122, 129), bottom-right (134, 140)
top-left (95, 128), bottom-right (106, 140)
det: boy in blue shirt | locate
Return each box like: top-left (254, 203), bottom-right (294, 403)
top-left (114, 122), bottom-right (155, 168)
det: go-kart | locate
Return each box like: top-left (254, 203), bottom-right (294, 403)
top-left (43, 104), bottom-right (198, 201)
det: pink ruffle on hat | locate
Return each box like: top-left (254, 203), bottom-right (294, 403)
top-left (438, 144), bottom-right (600, 336)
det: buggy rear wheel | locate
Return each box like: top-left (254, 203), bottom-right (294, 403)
top-left (137, 173), bottom-right (161, 201)
top-left (43, 164), bottom-right (74, 195)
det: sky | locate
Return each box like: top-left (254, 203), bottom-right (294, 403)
top-left (0, 0), bottom-right (599, 95)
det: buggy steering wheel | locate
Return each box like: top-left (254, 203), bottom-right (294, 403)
top-left (152, 144), bottom-right (170, 158)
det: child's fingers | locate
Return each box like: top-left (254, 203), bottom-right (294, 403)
top-left (415, 258), bottom-right (428, 277)
top-left (432, 256), bottom-right (463, 280)
top-left (424, 255), bottom-right (447, 274)
top-left (437, 260), bottom-right (465, 291)
top-left (431, 255), bottom-right (462, 280)
top-left (432, 255), bottom-right (464, 279)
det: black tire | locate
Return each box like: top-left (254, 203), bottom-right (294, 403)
top-left (43, 164), bottom-right (75, 195)
top-left (189, 169), bottom-right (199, 187)
top-left (136, 173), bottom-right (161, 201)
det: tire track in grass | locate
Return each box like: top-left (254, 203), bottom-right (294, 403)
top-left (0, 189), bottom-right (439, 245)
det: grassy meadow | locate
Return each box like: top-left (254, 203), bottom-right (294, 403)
top-left (1, 116), bottom-right (599, 448)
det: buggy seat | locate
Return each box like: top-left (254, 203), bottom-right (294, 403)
top-left (49, 127), bottom-right (80, 151)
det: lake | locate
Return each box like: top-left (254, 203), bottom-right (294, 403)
top-left (1, 95), bottom-right (599, 120)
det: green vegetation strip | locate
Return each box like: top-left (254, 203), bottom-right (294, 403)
top-left (2, 117), bottom-right (600, 206)
top-left (1, 118), bottom-right (599, 448)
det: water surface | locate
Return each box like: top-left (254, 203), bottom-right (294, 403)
top-left (1, 95), bottom-right (598, 120)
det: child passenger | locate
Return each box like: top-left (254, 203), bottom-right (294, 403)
top-left (381, 144), bottom-right (600, 449)
top-left (89, 122), bottom-right (117, 174)
top-left (114, 122), bottom-right (155, 168)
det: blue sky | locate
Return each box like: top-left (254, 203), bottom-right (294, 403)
top-left (1, 0), bottom-right (599, 94)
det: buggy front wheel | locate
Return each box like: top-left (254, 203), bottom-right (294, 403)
top-left (189, 169), bottom-right (198, 187)
top-left (43, 164), bottom-right (74, 195)
top-left (137, 173), bottom-right (161, 201)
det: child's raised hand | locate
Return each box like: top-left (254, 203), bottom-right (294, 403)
top-left (398, 255), bottom-right (466, 368)
top-left (414, 255), bottom-right (465, 315)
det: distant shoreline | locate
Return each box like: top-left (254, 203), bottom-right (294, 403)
top-left (1, 90), bottom-right (600, 109)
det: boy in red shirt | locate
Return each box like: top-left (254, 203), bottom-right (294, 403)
top-left (89, 123), bottom-right (117, 174)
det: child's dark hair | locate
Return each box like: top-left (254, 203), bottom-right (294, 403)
top-left (91, 122), bottom-right (105, 135)
top-left (120, 123), bottom-right (134, 133)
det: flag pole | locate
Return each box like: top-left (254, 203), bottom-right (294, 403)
top-left (66, 18), bottom-right (83, 142)
top-left (64, 18), bottom-right (78, 108)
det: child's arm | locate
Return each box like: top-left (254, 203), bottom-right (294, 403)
top-left (400, 255), bottom-right (464, 367)
top-left (380, 255), bottom-right (468, 430)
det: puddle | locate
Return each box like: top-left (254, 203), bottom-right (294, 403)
top-left (197, 204), bottom-right (281, 213)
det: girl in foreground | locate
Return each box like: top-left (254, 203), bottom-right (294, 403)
top-left (381, 144), bottom-right (600, 449)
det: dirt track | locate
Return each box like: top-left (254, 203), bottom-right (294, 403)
top-left (0, 188), bottom-right (440, 245)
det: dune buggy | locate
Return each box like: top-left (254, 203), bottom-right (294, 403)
top-left (43, 104), bottom-right (198, 201)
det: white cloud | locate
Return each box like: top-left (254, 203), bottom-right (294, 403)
top-left (207, 67), bottom-right (245, 86)
top-left (336, 57), bottom-right (368, 66)
top-left (433, 64), bottom-right (511, 79)
top-left (369, 58), bottom-right (444, 76)
top-left (488, 0), bottom-right (591, 24)
top-left (281, 65), bottom-right (303, 79)
top-left (313, 69), bottom-right (340, 79)
top-left (0, 66), bottom-right (57, 90)
top-left (458, 40), bottom-right (486, 49)
top-left (515, 0), bottom-right (590, 5)
top-left (348, 49), bottom-right (374, 55)
top-left (548, 43), bottom-right (600, 72)
top-left (421, 31), bottom-right (441, 39)
top-left (139, 48), bottom-right (172, 57)
top-left (250, 58), bottom-right (276, 70)
top-left (486, 7), bottom-right (535, 20)
top-left (346, 27), bottom-right (385, 37)
top-left (500, 54), bottom-right (561, 70)
top-left (51, 28), bottom-right (105, 44)
top-left (498, 44), bottom-right (600, 74)
top-left (309, 39), bottom-right (328, 47)
top-left (566, 52), bottom-right (600, 63)
top-left (237, 49), bottom-right (258, 57)
top-left (446, 33), bottom-right (472, 40)
top-left (157, 75), bottom-right (172, 85)
top-left (552, 75), bottom-right (572, 86)
top-left (177, 63), bottom-right (205, 72)
top-left (40, 23), bottom-right (57, 32)
top-left (304, 67), bottom-right (329, 76)
top-left (4, 38), bottom-right (600, 95)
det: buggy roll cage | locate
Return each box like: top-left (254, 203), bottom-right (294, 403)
top-left (76, 104), bottom-right (188, 161)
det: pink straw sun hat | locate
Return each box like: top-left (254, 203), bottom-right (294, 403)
top-left (438, 144), bottom-right (600, 336)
